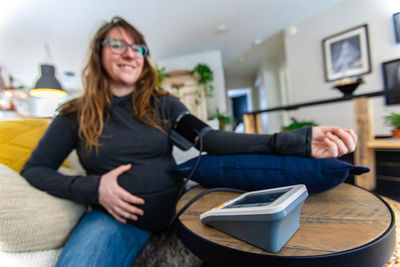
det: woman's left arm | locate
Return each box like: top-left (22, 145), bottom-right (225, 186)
top-left (202, 126), bottom-right (312, 157)
top-left (164, 96), bottom-right (357, 158)
top-left (201, 126), bottom-right (357, 158)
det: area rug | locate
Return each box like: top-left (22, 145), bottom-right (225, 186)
top-left (382, 196), bottom-right (400, 267)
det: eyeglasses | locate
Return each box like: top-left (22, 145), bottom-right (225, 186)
top-left (101, 38), bottom-right (148, 58)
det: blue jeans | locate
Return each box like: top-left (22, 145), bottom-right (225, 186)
top-left (56, 210), bottom-right (152, 267)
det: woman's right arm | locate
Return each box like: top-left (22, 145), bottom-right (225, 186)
top-left (21, 115), bottom-right (102, 204)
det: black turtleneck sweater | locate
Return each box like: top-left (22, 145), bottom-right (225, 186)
top-left (21, 94), bottom-right (311, 231)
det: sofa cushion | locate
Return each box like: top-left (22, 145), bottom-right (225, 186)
top-left (0, 163), bottom-right (86, 252)
top-left (0, 248), bottom-right (62, 267)
top-left (172, 154), bottom-right (369, 194)
top-left (0, 119), bottom-right (70, 173)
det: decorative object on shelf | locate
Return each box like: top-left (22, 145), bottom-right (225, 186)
top-left (282, 117), bottom-right (318, 131)
top-left (191, 64), bottom-right (214, 105)
top-left (211, 108), bottom-right (232, 130)
top-left (155, 64), bottom-right (167, 87)
top-left (333, 77), bottom-right (364, 96)
top-left (384, 112), bottom-right (400, 138)
top-left (0, 69), bottom-right (28, 111)
top-left (0, 90), bottom-right (15, 111)
top-left (0, 67), bottom-right (30, 113)
top-left (0, 67), bottom-right (14, 91)
top-left (382, 58), bottom-right (400, 105)
top-left (0, 66), bottom-right (4, 91)
top-left (30, 64), bottom-right (67, 117)
top-left (322, 24), bottom-right (371, 82)
top-left (394, 12), bottom-right (400, 43)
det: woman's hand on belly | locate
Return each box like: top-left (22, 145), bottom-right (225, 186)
top-left (98, 164), bottom-right (145, 224)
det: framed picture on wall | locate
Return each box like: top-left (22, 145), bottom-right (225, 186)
top-left (382, 58), bottom-right (400, 105)
top-left (394, 12), bottom-right (400, 43)
top-left (322, 24), bottom-right (371, 82)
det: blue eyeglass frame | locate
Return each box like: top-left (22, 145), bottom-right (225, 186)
top-left (101, 38), bottom-right (148, 57)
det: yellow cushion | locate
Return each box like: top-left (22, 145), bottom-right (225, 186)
top-left (0, 119), bottom-right (70, 173)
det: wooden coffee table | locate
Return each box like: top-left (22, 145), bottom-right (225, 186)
top-left (175, 183), bottom-right (396, 267)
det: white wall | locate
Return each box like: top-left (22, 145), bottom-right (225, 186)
top-left (255, 54), bottom-right (286, 133)
top-left (157, 50), bottom-right (227, 117)
top-left (225, 77), bottom-right (254, 91)
top-left (285, 0), bottom-right (400, 135)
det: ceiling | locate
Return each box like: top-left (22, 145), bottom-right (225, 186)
top-left (1, 0), bottom-right (344, 82)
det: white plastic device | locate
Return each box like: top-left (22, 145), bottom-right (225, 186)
top-left (200, 184), bottom-right (308, 252)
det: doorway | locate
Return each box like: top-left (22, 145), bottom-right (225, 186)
top-left (228, 88), bottom-right (252, 132)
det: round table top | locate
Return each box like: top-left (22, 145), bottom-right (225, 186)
top-left (176, 183), bottom-right (396, 266)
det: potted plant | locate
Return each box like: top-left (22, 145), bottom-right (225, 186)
top-left (282, 117), bottom-right (318, 131)
top-left (384, 112), bottom-right (400, 138)
top-left (191, 64), bottom-right (214, 104)
top-left (155, 64), bottom-right (167, 87)
top-left (211, 108), bottom-right (232, 130)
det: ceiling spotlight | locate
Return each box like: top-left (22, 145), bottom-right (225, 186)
top-left (285, 26), bottom-right (297, 36)
top-left (252, 38), bottom-right (262, 46)
top-left (216, 24), bottom-right (228, 33)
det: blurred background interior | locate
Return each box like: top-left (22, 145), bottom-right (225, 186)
top-left (0, 0), bottom-right (399, 198)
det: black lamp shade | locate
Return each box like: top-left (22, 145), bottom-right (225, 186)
top-left (34, 64), bottom-right (63, 90)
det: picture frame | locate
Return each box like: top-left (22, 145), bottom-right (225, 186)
top-left (322, 24), bottom-right (371, 82)
top-left (394, 12), bottom-right (400, 43)
top-left (382, 58), bottom-right (400, 105)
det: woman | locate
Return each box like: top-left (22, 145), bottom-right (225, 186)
top-left (22, 17), bottom-right (357, 267)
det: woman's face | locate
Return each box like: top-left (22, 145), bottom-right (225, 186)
top-left (102, 26), bottom-right (144, 95)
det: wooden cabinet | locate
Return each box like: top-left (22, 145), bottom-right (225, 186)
top-left (353, 97), bottom-right (400, 190)
top-left (162, 74), bottom-right (208, 121)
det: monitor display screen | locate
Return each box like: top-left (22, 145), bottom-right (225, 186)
top-left (224, 190), bottom-right (288, 209)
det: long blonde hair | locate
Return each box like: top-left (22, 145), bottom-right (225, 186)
top-left (60, 16), bottom-right (169, 152)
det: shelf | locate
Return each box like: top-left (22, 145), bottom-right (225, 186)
top-left (367, 139), bottom-right (400, 149)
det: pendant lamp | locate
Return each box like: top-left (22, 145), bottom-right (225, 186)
top-left (29, 64), bottom-right (67, 117)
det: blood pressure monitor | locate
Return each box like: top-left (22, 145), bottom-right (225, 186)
top-left (200, 184), bottom-right (308, 252)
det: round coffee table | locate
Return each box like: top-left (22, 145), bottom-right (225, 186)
top-left (175, 183), bottom-right (396, 267)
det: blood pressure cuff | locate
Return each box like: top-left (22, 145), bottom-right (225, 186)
top-left (172, 154), bottom-right (370, 194)
top-left (170, 113), bottom-right (212, 150)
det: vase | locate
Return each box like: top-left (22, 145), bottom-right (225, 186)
top-left (218, 118), bottom-right (226, 130)
top-left (333, 77), bottom-right (364, 96)
top-left (392, 129), bottom-right (400, 138)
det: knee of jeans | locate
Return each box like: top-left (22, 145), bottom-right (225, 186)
top-left (86, 211), bottom-right (123, 232)
top-left (75, 210), bottom-right (150, 248)
top-left (86, 211), bottom-right (148, 239)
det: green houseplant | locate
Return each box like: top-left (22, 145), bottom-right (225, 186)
top-left (191, 64), bottom-right (214, 104)
top-left (155, 64), bottom-right (167, 87)
top-left (282, 117), bottom-right (318, 131)
top-left (384, 112), bottom-right (400, 138)
top-left (211, 108), bottom-right (232, 130)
